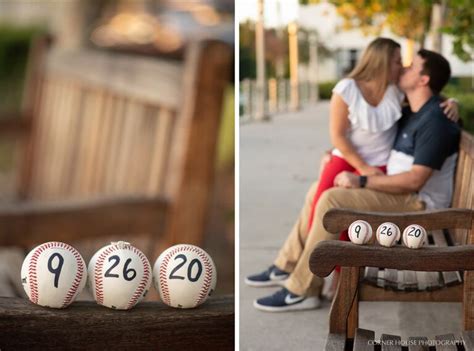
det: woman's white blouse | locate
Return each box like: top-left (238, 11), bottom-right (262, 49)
top-left (331, 78), bottom-right (405, 166)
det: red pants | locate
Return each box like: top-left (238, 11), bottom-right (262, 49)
top-left (307, 155), bottom-right (386, 272)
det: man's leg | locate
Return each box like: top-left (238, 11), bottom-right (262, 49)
top-left (273, 180), bottom-right (320, 272)
top-left (285, 187), bottom-right (425, 296)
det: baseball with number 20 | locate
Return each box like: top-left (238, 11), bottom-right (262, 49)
top-left (154, 244), bottom-right (217, 309)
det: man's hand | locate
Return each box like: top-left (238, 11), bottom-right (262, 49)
top-left (334, 171), bottom-right (360, 188)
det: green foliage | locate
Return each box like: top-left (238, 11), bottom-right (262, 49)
top-left (318, 80), bottom-right (337, 100)
top-left (444, 79), bottom-right (474, 133)
top-left (0, 24), bottom-right (45, 113)
top-left (300, 0), bottom-right (474, 63)
top-left (441, 0), bottom-right (474, 62)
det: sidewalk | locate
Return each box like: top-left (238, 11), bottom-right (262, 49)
top-left (240, 102), bottom-right (461, 350)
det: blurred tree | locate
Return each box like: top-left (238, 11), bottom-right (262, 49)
top-left (239, 20), bottom-right (331, 81)
top-left (300, 0), bottom-right (474, 62)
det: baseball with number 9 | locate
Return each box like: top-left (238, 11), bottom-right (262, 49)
top-left (154, 244), bottom-right (217, 308)
top-left (21, 241), bottom-right (87, 308)
top-left (88, 241), bottom-right (151, 310)
top-left (348, 220), bottom-right (372, 245)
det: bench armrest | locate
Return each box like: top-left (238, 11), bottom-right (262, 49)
top-left (323, 208), bottom-right (473, 234)
top-left (0, 196), bottom-right (169, 247)
top-left (309, 241), bottom-right (474, 277)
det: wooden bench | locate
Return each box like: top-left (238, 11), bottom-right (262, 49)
top-left (0, 35), bottom-right (232, 255)
top-left (309, 130), bottom-right (474, 350)
top-left (0, 36), bottom-right (234, 348)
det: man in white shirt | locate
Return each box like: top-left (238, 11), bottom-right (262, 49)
top-left (246, 49), bottom-right (460, 312)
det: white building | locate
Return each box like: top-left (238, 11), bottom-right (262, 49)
top-left (298, 2), bottom-right (473, 82)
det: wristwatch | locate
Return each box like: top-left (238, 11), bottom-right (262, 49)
top-left (359, 176), bottom-right (368, 188)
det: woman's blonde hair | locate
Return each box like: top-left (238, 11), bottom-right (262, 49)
top-left (348, 37), bottom-right (401, 97)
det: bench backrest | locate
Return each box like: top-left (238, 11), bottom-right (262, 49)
top-left (17, 37), bottom-right (232, 246)
top-left (451, 131), bottom-right (474, 244)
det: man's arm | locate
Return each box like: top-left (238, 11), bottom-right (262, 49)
top-left (334, 165), bottom-right (433, 194)
top-left (365, 165), bottom-right (433, 193)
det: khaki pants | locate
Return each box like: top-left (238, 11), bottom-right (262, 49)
top-left (274, 181), bottom-right (425, 296)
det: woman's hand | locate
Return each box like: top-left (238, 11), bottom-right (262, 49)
top-left (440, 98), bottom-right (459, 122)
top-left (357, 165), bottom-right (384, 176)
top-left (318, 150), bottom-right (332, 178)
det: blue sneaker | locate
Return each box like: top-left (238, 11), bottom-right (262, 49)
top-left (253, 288), bottom-right (321, 312)
top-left (244, 265), bottom-right (289, 287)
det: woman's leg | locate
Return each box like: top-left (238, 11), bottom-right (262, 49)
top-left (307, 155), bottom-right (356, 232)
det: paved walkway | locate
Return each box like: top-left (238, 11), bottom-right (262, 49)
top-left (240, 102), bottom-right (461, 350)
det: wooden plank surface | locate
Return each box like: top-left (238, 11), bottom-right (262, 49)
top-left (461, 330), bottom-right (474, 350)
top-left (434, 333), bottom-right (457, 351)
top-left (46, 50), bottom-right (184, 109)
top-left (359, 282), bottom-right (461, 302)
top-left (329, 267), bottom-right (359, 335)
top-left (380, 334), bottom-right (401, 351)
top-left (0, 295), bottom-right (233, 350)
top-left (354, 328), bottom-right (375, 351)
top-left (0, 196), bottom-right (168, 247)
top-left (431, 230), bottom-right (463, 286)
top-left (325, 333), bottom-right (346, 351)
top-left (310, 241), bottom-right (474, 278)
top-left (408, 336), bottom-right (429, 351)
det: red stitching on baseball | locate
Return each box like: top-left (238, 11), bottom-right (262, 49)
top-left (126, 246), bottom-right (151, 309)
top-left (159, 245), bottom-right (213, 307)
top-left (28, 242), bottom-right (84, 306)
top-left (94, 245), bottom-right (117, 305)
top-left (61, 246), bottom-right (85, 308)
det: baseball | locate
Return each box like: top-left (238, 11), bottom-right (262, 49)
top-left (154, 244), bottom-right (217, 309)
top-left (348, 220), bottom-right (372, 245)
top-left (402, 224), bottom-right (427, 249)
top-left (21, 241), bottom-right (87, 309)
top-left (376, 222), bottom-right (401, 247)
top-left (88, 241), bottom-right (152, 310)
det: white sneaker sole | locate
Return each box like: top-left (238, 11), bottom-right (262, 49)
top-left (253, 297), bottom-right (321, 312)
top-left (244, 277), bottom-right (288, 287)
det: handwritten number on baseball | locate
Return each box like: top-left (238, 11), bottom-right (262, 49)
top-left (104, 256), bottom-right (137, 281)
top-left (381, 225), bottom-right (393, 236)
top-left (169, 254), bottom-right (203, 282)
top-left (354, 225), bottom-right (361, 238)
top-left (105, 255), bottom-right (120, 278)
top-left (47, 253), bottom-right (64, 288)
top-left (123, 259), bottom-right (137, 281)
top-left (169, 254), bottom-right (187, 280)
top-left (187, 259), bottom-right (203, 282)
top-left (408, 227), bottom-right (422, 238)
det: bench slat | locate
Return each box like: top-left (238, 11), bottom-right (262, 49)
top-left (402, 270), bottom-right (418, 291)
top-left (0, 296), bottom-right (233, 349)
top-left (461, 331), bottom-right (474, 350)
top-left (380, 334), bottom-right (402, 351)
top-left (408, 336), bottom-right (429, 351)
top-left (383, 269), bottom-right (399, 290)
top-left (431, 230), bottom-right (463, 286)
top-left (434, 333), bottom-right (457, 351)
top-left (325, 333), bottom-right (346, 351)
top-left (354, 328), bottom-right (375, 351)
